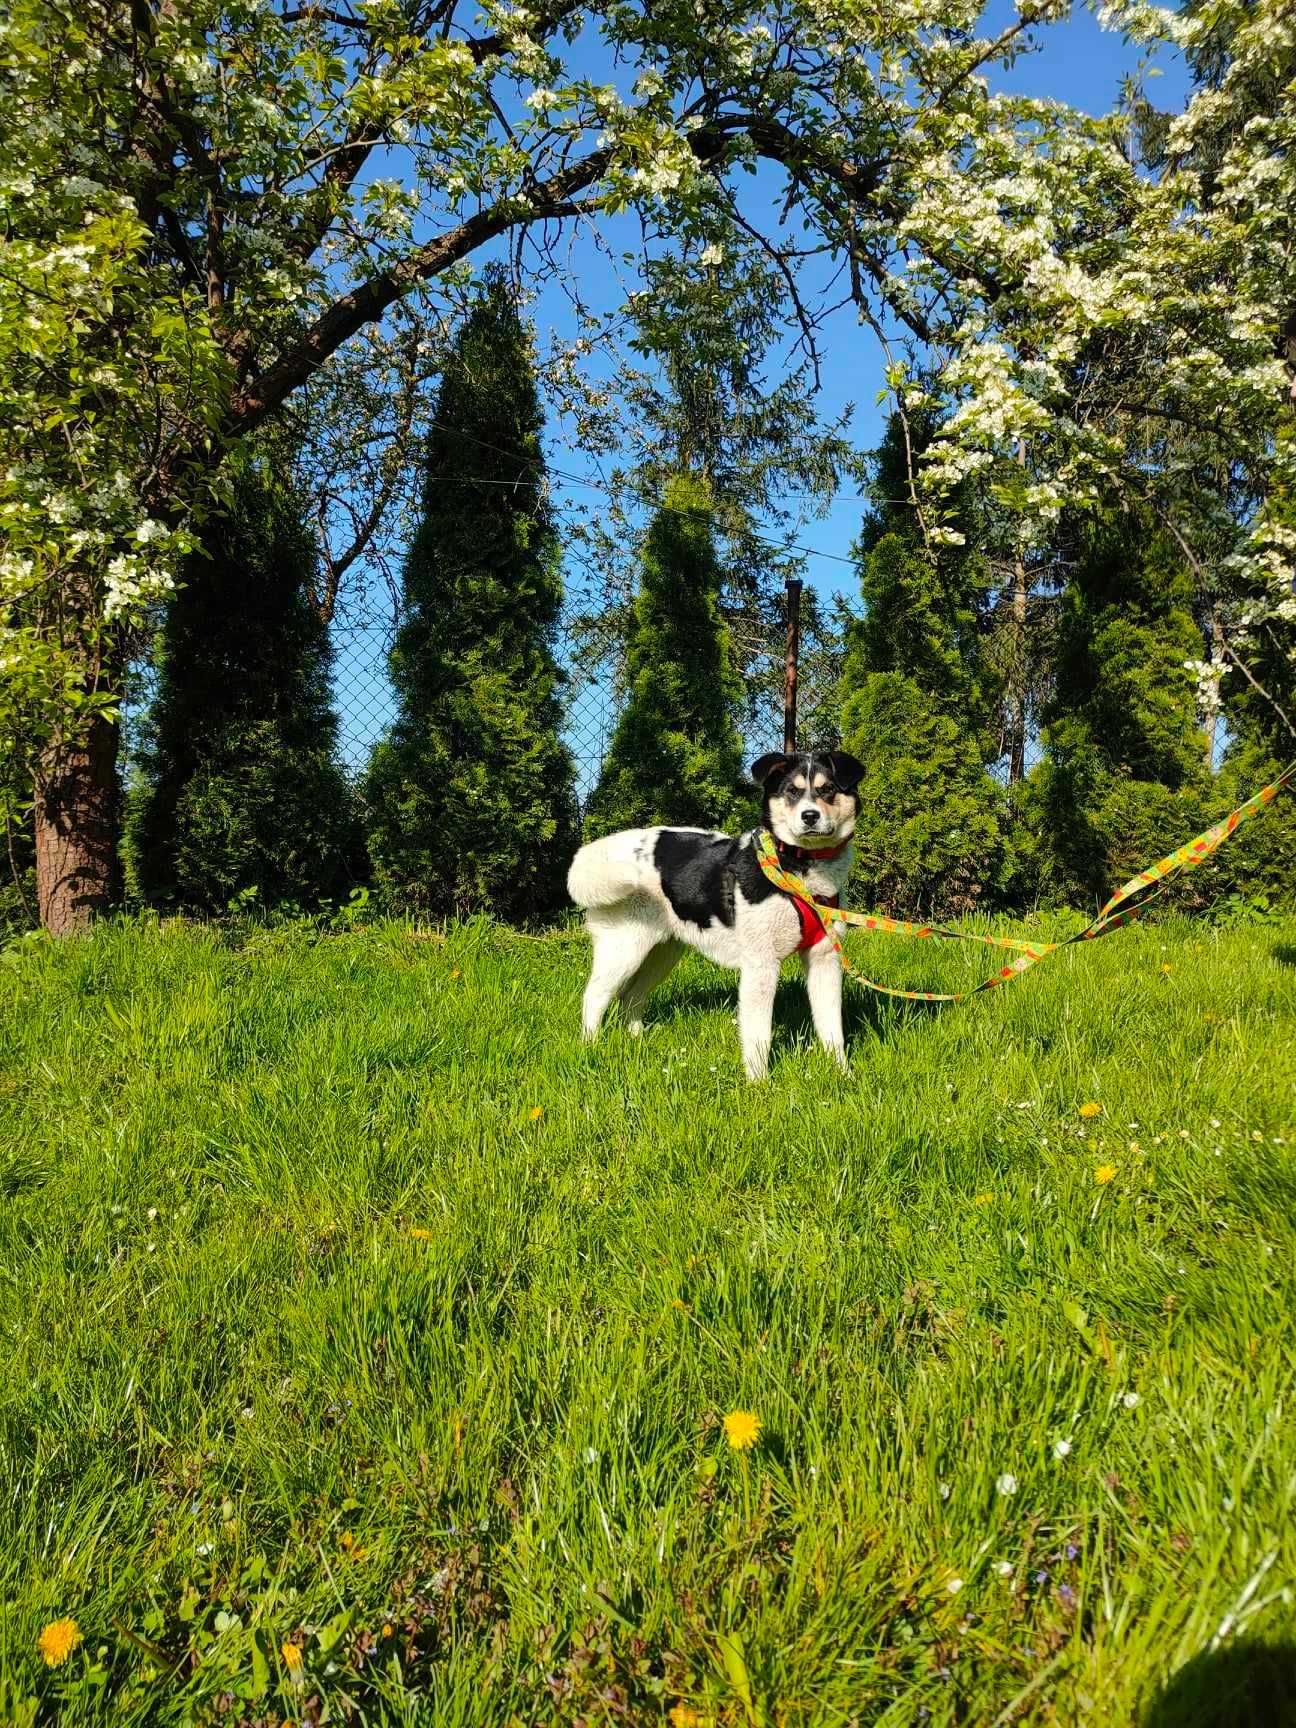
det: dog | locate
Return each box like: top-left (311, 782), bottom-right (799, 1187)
top-left (567, 750), bottom-right (865, 1079)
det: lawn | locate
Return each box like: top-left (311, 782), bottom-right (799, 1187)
top-left (1, 910), bottom-right (1294, 1726)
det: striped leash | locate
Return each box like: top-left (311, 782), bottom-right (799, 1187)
top-left (755, 762), bottom-right (1296, 1003)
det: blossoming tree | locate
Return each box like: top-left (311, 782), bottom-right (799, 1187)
top-left (1, 0), bottom-right (1292, 930)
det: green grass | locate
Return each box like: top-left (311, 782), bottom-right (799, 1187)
top-left (1, 911), bottom-right (1294, 1726)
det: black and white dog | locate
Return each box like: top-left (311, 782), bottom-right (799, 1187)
top-left (567, 751), bottom-right (865, 1080)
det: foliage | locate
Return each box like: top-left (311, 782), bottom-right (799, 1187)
top-left (584, 474), bottom-right (749, 836)
top-left (125, 458), bottom-right (360, 914)
top-left (2, 912), bottom-right (1296, 1720)
top-left (838, 418), bottom-right (1010, 917)
top-left (364, 272), bottom-right (577, 922)
top-left (1032, 510), bottom-right (1211, 903)
top-left (4, 0), bottom-right (1294, 900)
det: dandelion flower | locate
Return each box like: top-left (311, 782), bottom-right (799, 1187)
top-left (1053, 1438), bottom-right (1072, 1459)
top-left (1079, 1102), bottom-right (1102, 1120)
top-left (409, 1227), bottom-right (432, 1240)
top-left (1094, 1164), bottom-right (1117, 1185)
top-left (1160, 963), bottom-right (1173, 975)
top-left (973, 1192), bottom-right (993, 1207)
top-left (449, 968), bottom-right (461, 980)
top-left (723, 1409), bottom-right (761, 1451)
top-left (996, 1472), bottom-right (1018, 1496)
top-left (281, 1640), bottom-right (304, 1670)
top-left (38, 1618), bottom-right (82, 1666)
top-left (528, 1106), bottom-right (544, 1122)
top-left (669, 1707), bottom-right (703, 1728)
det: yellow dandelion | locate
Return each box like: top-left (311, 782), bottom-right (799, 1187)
top-left (381, 1624), bottom-right (394, 1640)
top-left (528, 1106), bottom-right (544, 1122)
top-left (1078, 1102), bottom-right (1102, 1120)
top-left (972, 1192), bottom-right (994, 1207)
top-left (1094, 1164), bottom-right (1118, 1185)
top-left (723, 1409), bottom-right (761, 1451)
top-left (1160, 963), bottom-right (1173, 975)
top-left (409, 1226), bottom-right (433, 1240)
top-left (38, 1617), bottom-right (82, 1667)
top-left (449, 968), bottom-right (461, 980)
top-left (670, 1706), bottom-right (704, 1728)
top-left (281, 1640), bottom-right (304, 1671)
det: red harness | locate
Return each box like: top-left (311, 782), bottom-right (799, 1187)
top-left (793, 891), bottom-right (840, 950)
top-left (769, 836), bottom-right (846, 952)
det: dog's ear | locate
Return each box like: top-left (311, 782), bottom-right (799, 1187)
top-left (750, 752), bottom-right (792, 787)
top-left (825, 750), bottom-right (865, 792)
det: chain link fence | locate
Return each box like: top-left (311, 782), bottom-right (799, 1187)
top-left (328, 607), bottom-right (618, 810)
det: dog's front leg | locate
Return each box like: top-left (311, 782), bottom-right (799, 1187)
top-left (803, 943), bottom-right (848, 1071)
top-left (738, 960), bottom-right (781, 1081)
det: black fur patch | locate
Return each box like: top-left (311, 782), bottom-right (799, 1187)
top-left (653, 830), bottom-right (778, 930)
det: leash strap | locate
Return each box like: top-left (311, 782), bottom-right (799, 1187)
top-left (755, 761), bottom-right (1296, 1003)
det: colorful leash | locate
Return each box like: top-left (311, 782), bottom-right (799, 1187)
top-left (755, 762), bottom-right (1296, 1003)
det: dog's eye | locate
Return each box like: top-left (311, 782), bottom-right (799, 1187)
top-left (787, 782), bottom-right (806, 798)
top-left (818, 785), bottom-right (837, 801)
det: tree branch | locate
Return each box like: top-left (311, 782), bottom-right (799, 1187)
top-left (228, 156), bottom-right (611, 431)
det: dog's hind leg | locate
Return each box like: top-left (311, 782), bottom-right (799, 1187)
top-left (618, 938), bottom-right (684, 1035)
top-left (581, 911), bottom-right (662, 1042)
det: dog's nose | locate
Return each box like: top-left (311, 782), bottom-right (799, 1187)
top-left (801, 808), bottom-right (820, 825)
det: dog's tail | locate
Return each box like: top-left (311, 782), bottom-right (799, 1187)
top-left (567, 830), bottom-right (656, 910)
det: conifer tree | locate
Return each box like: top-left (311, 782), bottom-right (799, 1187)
top-left (364, 269), bottom-right (577, 920)
top-left (126, 456), bottom-right (359, 912)
top-left (1031, 510), bottom-right (1210, 901)
top-left (836, 416), bottom-right (1008, 917)
top-left (584, 473), bottom-right (748, 837)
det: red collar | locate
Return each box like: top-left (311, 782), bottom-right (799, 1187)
top-left (773, 834), bottom-right (850, 866)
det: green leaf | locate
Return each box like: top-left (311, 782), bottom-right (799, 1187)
top-left (716, 1629), bottom-right (763, 1726)
top-left (251, 1632), bottom-right (270, 1700)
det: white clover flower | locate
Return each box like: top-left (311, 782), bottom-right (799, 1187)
top-left (996, 1472), bottom-right (1019, 1496)
top-left (995, 1560), bottom-right (1014, 1577)
top-left (1122, 1392), bottom-right (1141, 1410)
top-left (1053, 1438), bottom-right (1072, 1459)
top-left (945, 1576), bottom-right (964, 1593)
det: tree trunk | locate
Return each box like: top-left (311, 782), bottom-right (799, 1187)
top-left (1007, 547), bottom-right (1028, 786)
top-left (33, 705), bottom-right (122, 935)
top-left (1202, 611), bottom-right (1224, 773)
top-left (1006, 442), bottom-right (1029, 786)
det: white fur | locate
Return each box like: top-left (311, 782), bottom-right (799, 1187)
top-left (567, 823), bottom-right (853, 1081)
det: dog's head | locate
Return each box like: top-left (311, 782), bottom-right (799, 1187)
top-left (750, 750), bottom-right (865, 849)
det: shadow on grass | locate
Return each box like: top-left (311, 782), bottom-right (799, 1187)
top-left (1143, 1643), bottom-right (1296, 1728)
top-left (651, 972), bottom-right (945, 1044)
top-left (1272, 943), bottom-right (1296, 969)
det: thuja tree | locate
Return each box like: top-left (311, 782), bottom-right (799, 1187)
top-left (364, 272), bottom-right (577, 922)
top-left (837, 416), bottom-right (1008, 918)
top-left (1027, 509), bottom-right (1210, 903)
top-left (584, 474), bottom-right (747, 837)
top-left (126, 456), bottom-right (359, 914)
top-left (4, 0), bottom-right (1295, 932)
